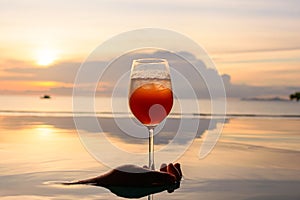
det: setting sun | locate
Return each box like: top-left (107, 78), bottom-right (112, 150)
top-left (36, 49), bottom-right (58, 66)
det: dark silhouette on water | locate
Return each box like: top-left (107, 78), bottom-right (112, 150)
top-left (40, 94), bottom-right (51, 99)
top-left (290, 92), bottom-right (300, 102)
top-left (63, 163), bottom-right (182, 198)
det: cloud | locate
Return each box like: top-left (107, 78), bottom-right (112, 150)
top-left (1, 50), bottom-right (299, 98)
top-left (2, 62), bottom-right (81, 83)
top-left (222, 75), bottom-right (300, 98)
top-left (217, 46), bottom-right (300, 55)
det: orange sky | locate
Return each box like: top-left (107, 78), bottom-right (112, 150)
top-left (0, 0), bottom-right (299, 94)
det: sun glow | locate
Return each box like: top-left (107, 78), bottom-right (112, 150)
top-left (36, 49), bottom-right (58, 66)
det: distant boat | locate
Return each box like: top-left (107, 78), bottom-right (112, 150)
top-left (40, 95), bottom-right (51, 99)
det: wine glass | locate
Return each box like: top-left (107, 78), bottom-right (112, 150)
top-left (129, 58), bottom-right (173, 170)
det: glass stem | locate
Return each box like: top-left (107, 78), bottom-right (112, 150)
top-left (148, 194), bottom-right (153, 200)
top-left (148, 127), bottom-right (155, 170)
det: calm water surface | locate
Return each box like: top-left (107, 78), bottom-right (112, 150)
top-left (0, 115), bottom-right (299, 199)
top-left (0, 95), bottom-right (299, 117)
top-left (0, 95), bottom-right (299, 199)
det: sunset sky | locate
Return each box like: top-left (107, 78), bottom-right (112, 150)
top-left (0, 0), bottom-right (299, 96)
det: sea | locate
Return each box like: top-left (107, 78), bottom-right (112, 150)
top-left (0, 95), bottom-right (299, 117)
top-left (0, 95), bottom-right (299, 200)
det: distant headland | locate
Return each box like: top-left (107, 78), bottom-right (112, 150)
top-left (241, 97), bottom-right (288, 102)
top-left (242, 92), bottom-right (300, 102)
